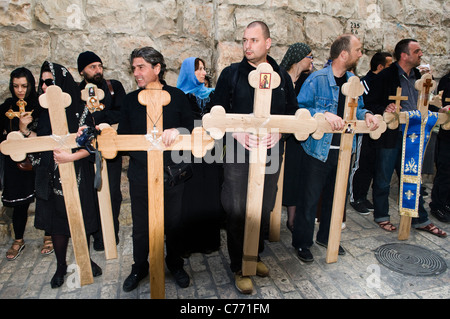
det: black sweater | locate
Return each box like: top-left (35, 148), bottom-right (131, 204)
top-left (118, 82), bottom-right (193, 184)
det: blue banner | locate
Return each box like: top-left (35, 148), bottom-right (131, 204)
top-left (399, 111), bottom-right (438, 217)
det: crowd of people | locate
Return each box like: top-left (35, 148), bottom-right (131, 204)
top-left (0, 20), bottom-right (448, 295)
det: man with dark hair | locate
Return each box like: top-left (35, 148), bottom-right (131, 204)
top-left (365, 39), bottom-right (446, 237)
top-left (292, 34), bottom-right (379, 263)
top-left (119, 47), bottom-right (194, 292)
top-left (349, 51), bottom-right (392, 215)
top-left (210, 21), bottom-right (298, 294)
top-left (77, 51), bottom-right (126, 249)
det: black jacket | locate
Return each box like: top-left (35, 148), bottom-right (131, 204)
top-left (365, 62), bottom-right (421, 148)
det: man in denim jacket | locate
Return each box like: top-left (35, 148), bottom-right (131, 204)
top-left (292, 34), bottom-right (379, 262)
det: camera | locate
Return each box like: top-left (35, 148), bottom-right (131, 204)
top-left (76, 126), bottom-right (100, 154)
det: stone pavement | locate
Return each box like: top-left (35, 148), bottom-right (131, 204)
top-left (0, 179), bottom-right (448, 302)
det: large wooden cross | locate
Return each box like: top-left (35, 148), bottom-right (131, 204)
top-left (382, 74), bottom-right (450, 240)
top-left (202, 62), bottom-right (317, 276)
top-left (95, 82), bottom-right (215, 299)
top-left (311, 76), bottom-right (387, 264)
top-left (0, 86), bottom-right (94, 286)
top-left (80, 84), bottom-right (117, 260)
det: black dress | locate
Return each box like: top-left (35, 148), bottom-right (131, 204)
top-left (33, 62), bottom-right (99, 237)
top-left (282, 72), bottom-right (309, 207)
top-left (181, 91), bottom-right (224, 254)
top-left (0, 96), bottom-right (36, 208)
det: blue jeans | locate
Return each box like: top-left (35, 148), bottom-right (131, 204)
top-left (372, 133), bottom-right (430, 227)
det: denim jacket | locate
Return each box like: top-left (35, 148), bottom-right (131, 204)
top-left (298, 65), bottom-right (369, 162)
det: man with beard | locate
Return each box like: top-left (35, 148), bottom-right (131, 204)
top-left (77, 51), bottom-right (127, 249)
top-left (292, 34), bottom-right (379, 263)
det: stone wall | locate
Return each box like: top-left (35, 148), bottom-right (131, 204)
top-left (0, 0), bottom-right (449, 101)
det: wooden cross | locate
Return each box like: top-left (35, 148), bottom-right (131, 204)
top-left (80, 83), bottom-right (117, 260)
top-left (81, 83), bottom-right (105, 113)
top-left (202, 62), bottom-right (317, 276)
top-left (312, 76), bottom-right (387, 264)
top-left (5, 99), bottom-right (33, 119)
top-left (384, 87), bottom-right (409, 129)
top-left (95, 82), bottom-right (215, 299)
top-left (0, 86), bottom-right (94, 286)
top-left (381, 73), bottom-right (450, 240)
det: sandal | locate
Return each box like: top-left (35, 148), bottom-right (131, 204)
top-left (41, 235), bottom-right (54, 255)
top-left (416, 223), bottom-right (447, 238)
top-left (6, 239), bottom-right (25, 261)
top-left (377, 221), bottom-right (397, 232)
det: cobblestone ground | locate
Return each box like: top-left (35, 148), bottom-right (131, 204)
top-left (0, 182), bottom-right (448, 304)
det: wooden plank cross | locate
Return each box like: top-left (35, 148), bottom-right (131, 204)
top-left (311, 76), bottom-right (387, 264)
top-left (0, 85), bottom-right (94, 286)
top-left (202, 62), bottom-right (317, 276)
top-left (95, 82), bottom-right (215, 299)
top-left (80, 84), bottom-right (117, 260)
top-left (382, 73), bottom-right (450, 240)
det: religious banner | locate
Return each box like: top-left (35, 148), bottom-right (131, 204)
top-left (399, 110), bottom-right (438, 217)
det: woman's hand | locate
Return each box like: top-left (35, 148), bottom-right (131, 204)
top-left (161, 128), bottom-right (180, 147)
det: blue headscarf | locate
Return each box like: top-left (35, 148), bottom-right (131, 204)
top-left (177, 57), bottom-right (214, 100)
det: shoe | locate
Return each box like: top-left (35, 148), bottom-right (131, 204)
top-left (416, 223), bottom-right (447, 238)
top-left (256, 261), bottom-right (269, 277)
top-left (350, 199), bottom-right (370, 215)
top-left (6, 239), bottom-right (25, 261)
top-left (431, 208), bottom-right (450, 223)
top-left (93, 239), bottom-right (104, 251)
top-left (51, 264), bottom-right (67, 289)
top-left (316, 240), bottom-right (346, 256)
top-left (364, 199), bottom-right (374, 211)
top-left (297, 247), bottom-right (314, 262)
top-left (41, 236), bottom-right (54, 255)
top-left (234, 271), bottom-right (253, 294)
top-left (91, 260), bottom-right (102, 277)
top-left (123, 271), bottom-right (148, 292)
top-left (170, 268), bottom-right (190, 288)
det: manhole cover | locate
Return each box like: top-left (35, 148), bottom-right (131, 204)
top-left (374, 243), bottom-right (447, 276)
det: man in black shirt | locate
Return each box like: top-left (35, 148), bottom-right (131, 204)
top-left (210, 21), bottom-right (298, 294)
top-left (118, 47), bottom-right (194, 292)
top-left (77, 51), bottom-right (126, 249)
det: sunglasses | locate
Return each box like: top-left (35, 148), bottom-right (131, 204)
top-left (42, 78), bottom-right (54, 87)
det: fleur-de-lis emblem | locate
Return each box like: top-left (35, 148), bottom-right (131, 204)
top-left (405, 158), bottom-right (418, 174)
top-left (405, 190), bottom-right (414, 200)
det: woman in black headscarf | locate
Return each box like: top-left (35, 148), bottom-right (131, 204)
top-left (34, 61), bottom-right (101, 288)
top-left (0, 67), bottom-right (49, 260)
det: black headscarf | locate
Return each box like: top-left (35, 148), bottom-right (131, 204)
top-left (0, 67), bottom-right (39, 138)
top-left (37, 61), bottom-right (90, 136)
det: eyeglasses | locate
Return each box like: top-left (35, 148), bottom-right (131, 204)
top-left (306, 56), bottom-right (314, 59)
top-left (42, 79), bottom-right (54, 87)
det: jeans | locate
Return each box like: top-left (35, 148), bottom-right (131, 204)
top-left (372, 133), bottom-right (430, 227)
top-left (292, 147), bottom-right (340, 249)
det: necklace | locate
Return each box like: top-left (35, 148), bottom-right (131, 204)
top-left (146, 110), bottom-right (163, 137)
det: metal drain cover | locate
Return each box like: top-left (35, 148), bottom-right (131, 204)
top-left (374, 243), bottom-right (447, 276)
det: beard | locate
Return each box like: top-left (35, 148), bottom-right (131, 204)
top-left (85, 73), bottom-right (103, 86)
